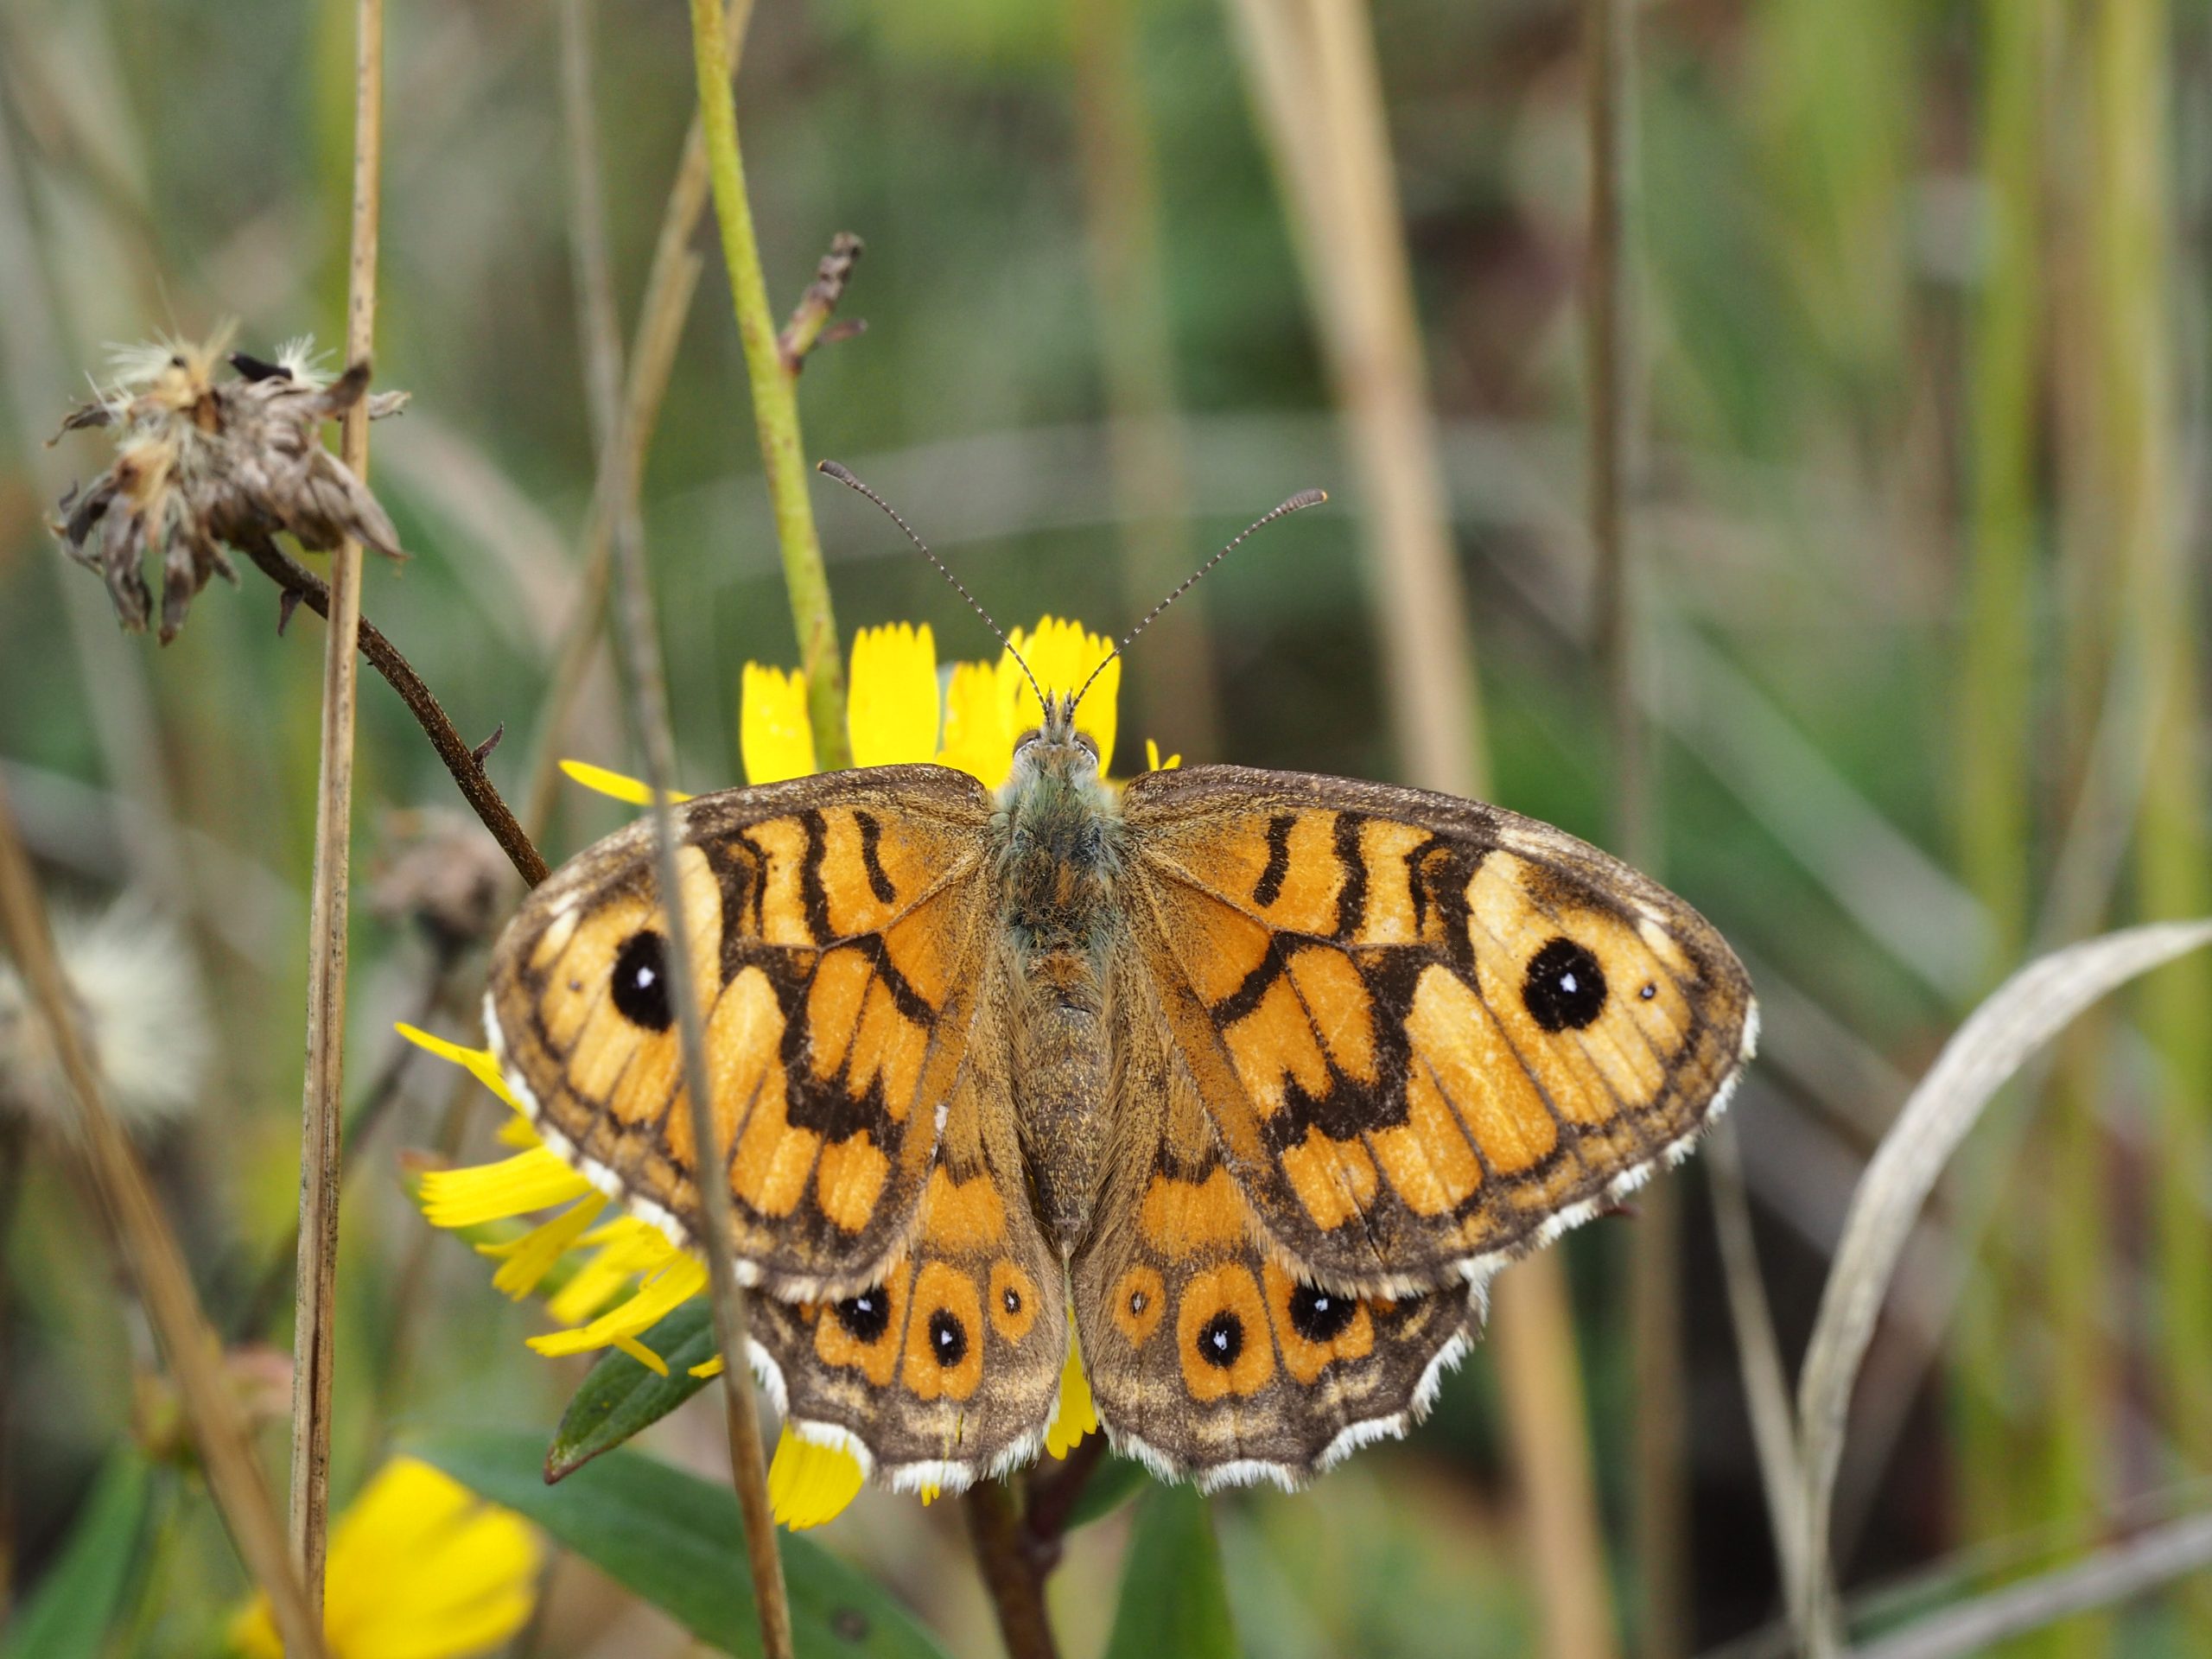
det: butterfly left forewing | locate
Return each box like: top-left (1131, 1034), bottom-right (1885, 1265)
top-left (487, 766), bottom-right (995, 1300)
top-left (1118, 765), bottom-right (1755, 1298)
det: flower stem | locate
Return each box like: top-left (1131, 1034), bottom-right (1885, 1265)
top-left (686, 0), bottom-right (849, 770)
top-left (964, 1478), bottom-right (1061, 1659)
top-left (0, 778), bottom-right (327, 1657)
top-left (288, 0), bottom-right (383, 1608)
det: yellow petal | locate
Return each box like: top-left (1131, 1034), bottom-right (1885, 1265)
top-left (1005, 616), bottom-right (1117, 773)
top-left (480, 1195), bottom-right (607, 1300)
top-left (420, 1147), bottom-right (594, 1230)
top-left (1144, 739), bottom-right (1181, 773)
top-left (232, 1457), bottom-right (542, 1659)
top-left (690, 1354), bottom-right (727, 1379)
top-left (612, 1333), bottom-right (669, 1376)
top-left (847, 622), bottom-right (941, 766)
top-left (560, 757), bottom-right (693, 806)
top-left (768, 1427), bottom-right (865, 1529)
top-left (543, 1217), bottom-right (683, 1325)
top-left (395, 1023), bottom-right (523, 1116)
top-left (741, 664), bottom-right (818, 784)
top-left (1045, 1324), bottom-right (1098, 1459)
top-left (529, 1255), bottom-right (709, 1357)
top-left (938, 658), bottom-right (1020, 787)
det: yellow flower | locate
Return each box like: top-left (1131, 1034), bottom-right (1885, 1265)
top-left (231, 1458), bottom-right (539, 1659)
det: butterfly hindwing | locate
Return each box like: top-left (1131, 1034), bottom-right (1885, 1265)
top-left (750, 960), bottom-right (1069, 1490)
top-left (1072, 950), bottom-right (1471, 1487)
top-left (487, 766), bottom-right (995, 1300)
top-left (1119, 765), bottom-right (1756, 1296)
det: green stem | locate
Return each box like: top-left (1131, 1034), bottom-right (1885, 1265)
top-left (686, 0), bottom-right (849, 769)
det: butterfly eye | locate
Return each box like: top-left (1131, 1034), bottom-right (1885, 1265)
top-left (1073, 732), bottom-right (1099, 763)
top-left (1014, 726), bottom-right (1043, 753)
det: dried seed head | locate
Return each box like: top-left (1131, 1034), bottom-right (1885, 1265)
top-left (0, 898), bottom-right (211, 1135)
top-left (368, 808), bottom-right (509, 950)
top-left (50, 330), bottom-right (409, 643)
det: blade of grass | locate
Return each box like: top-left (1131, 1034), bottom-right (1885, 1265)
top-left (0, 778), bottom-right (324, 1656)
top-left (1793, 920), bottom-right (2212, 1655)
top-left (287, 0), bottom-right (383, 1605)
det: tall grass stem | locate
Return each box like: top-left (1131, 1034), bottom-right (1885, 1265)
top-left (287, 0), bottom-right (381, 1605)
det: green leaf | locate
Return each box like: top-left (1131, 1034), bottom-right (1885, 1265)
top-left (1065, 1453), bottom-right (1151, 1529)
top-left (1, 1451), bottom-right (152, 1659)
top-left (1103, 1484), bottom-right (1238, 1659)
top-left (415, 1428), bottom-right (950, 1659)
top-left (546, 1300), bottom-right (715, 1480)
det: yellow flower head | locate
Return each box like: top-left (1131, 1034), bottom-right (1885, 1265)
top-left (232, 1459), bottom-right (539, 1659)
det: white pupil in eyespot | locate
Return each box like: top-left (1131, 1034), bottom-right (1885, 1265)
top-left (1559, 972), bottom-right (1577, 993)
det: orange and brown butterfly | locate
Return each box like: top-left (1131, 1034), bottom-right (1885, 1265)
top-left (479, 477), bottom-right (1755, 1499)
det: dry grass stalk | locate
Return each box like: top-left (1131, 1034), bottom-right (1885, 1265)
top-left (288, 0), bottom-right (384, 1605)
top-left (1792, 920), bottom-right (2212, 1655)
top-left (0, 775), bottom-right (327, 1657)
top-left (1227, 5), bottom-right (1617, 1653)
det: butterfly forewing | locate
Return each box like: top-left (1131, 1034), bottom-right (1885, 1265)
top-left (1116, 765), bottom-right (1756, 1297)
top-left (486, 766), bottom-right (997, 1301)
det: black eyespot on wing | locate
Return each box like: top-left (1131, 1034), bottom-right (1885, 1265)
top-left (1196, 1310), bottom-right (1243, 1369)
top-left (1523, 937), bottom-right (1605, 1032)
top-left (928, 1308), bottom-right (969, 1368)
top-left (1640, 982), bottom-right (1657, 1001)
top-left (1287, 1283), bottom-right (1357, 1343)
top-left (834, 1287), bottom-right (891, 1343)
top-left (611, 930), bottom-right (673, 1031)
top-left (1128, 1288), bottom-right (1147, 1314)
top-left (1001, 1285), bottom-right (1022, 1315)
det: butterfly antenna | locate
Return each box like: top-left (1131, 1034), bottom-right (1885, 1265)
top-left (816, 460), bottom-right (1048, 714)
top-left (1071, 487), bottom-right (1328, 711)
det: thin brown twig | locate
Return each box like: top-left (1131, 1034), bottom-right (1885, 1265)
top-left (777, 232), bottom-right (866, 372)
top-left (287, 0), bottom-right (384, 1605)
top-left (963, 1478), bottom-right (1061, 1659)
top-left (238, 537), bottom-right (549, 887)
top-left (0, 777), bottom-right (327, 1657)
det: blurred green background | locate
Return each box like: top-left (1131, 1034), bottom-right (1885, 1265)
top-left (2, 0), bottom-right (2209, 1653)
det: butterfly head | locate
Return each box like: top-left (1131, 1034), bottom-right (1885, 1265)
top-left (1009, 691), bottom-right (1102, 791)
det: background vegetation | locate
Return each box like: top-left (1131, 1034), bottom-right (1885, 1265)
top-left (0, 0), bottom-right (2209, 1654)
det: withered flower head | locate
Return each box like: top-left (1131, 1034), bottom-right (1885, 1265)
top-left (50, 328), bottom-right (409, 643)
top-left (368, 807), bottom-right (510, 951)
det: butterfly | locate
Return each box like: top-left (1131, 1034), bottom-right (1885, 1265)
top-left (484, 489), bottom-right (1756, 1497)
